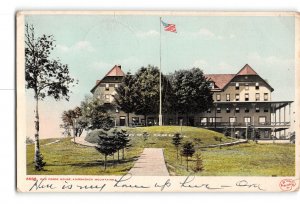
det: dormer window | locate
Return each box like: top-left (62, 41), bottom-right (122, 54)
top-left (245, 83), bottom-right (249, 90)
top-left (255, 82), bottom-right (259, 90)
top-left (235, 83), bottom-right (240, 90)
top-left (209, 82), bottom-right (214, 89)
top-left (105, 83), bottom-right (109, 91)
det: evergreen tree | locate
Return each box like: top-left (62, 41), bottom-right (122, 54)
top-left (25, 23), bottom-right (76, 170)
top-left (95, 131), bottom-right (117, 170)
top-left (193, 152), bottom-right (204, 172)
top-left (172, 133), bottom-right (183, 159)
top-left (181, 141), bottom-right (195, 171)
top-left (113, 73), bottom-right (137, 126)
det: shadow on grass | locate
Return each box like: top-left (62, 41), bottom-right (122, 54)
top-left (65, 156), bottom-right (138, 168)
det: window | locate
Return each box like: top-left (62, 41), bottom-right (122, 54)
top-left (226, 108), bottom-right (230, 113)
top-left (115, 84), bottom-right (119, 88)
top-left (217, 107), bottom-right (221, 113)
top-left (244, 117), bottom-right (251, 123)
top-left (132, 117), bottom-right (139, 124)
top-left (216, 94), bottom-right (221, 101)
top-left (105, 94), bottom-right (110, 100)
top-left (255, 93), bottom-right (260, 101)
top-left (235, 83), bottom-right (239, 90)
top-left (209, 118), bottom-right (215, 123)
top-left (245, 93), bottom-right (249, 101)
top-left (264, 93), bottom-right (268, 101)
top-left (208, 82), bottom-right (214, 89)
top-left (259, 116), bottom-right (266, 124)
top-left (229, 117), bottom-right (237, 123)
top-left (200, 117), bottom-right (207, 125)
top-left (264, 108), bottom-right (269, 113)
top-left (235, 107), bottom-right (240, 113)
top-left (245, 108), bottom-right (249, 113)
top-left (207, 108), bottom-right (211, 113)
top-left (255, 82), bottom-right (259, 90)
top-left (226, 94), bottom-right (230, 101)
top-left (255, 107), bottom-right (260, 113)
top-left (245, 83), bottom-right (249, 90)
top-left (105, 83), bottom-right (109, 91)
top-left (235, 94), bottom-right (240, 101)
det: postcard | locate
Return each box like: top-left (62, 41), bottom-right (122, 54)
top-left (16, 11), bottom-right (300, 192)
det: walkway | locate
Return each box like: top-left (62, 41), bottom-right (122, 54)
top-left (128, 148), bottom-right (169, 176)
top-left (71, 137), bottom-right (97, 147)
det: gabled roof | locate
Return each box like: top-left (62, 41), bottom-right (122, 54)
top-left (236, 64), bottom-right (258, 75)
top-left (206, 64), bottom-right (273, 91)
top-left (90, 65), bottom-right (125, 93)
top-left (105, 65), bottom-right (125, 77)
top-left (205, 74), bottom-right (236, 89)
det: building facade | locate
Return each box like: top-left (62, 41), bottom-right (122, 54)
top-left (91, 64), bottom-right (293, 139)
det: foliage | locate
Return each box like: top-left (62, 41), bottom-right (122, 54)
top-left (26, 137), bottom-right (34, 144)
top-left (171, 68), bottom-right (213, 123)
top-left (181, 141), bottom-right (195, 171)
top-left (80, 95), bottom-right (113, 130)
top-left (61, 107), bottom-right (87, 140)
top-left (133, 65), bottom-right (171, 124)
top-left (95, 131), bottom-right (118, 170)
top-left (172, 133), bottom-right (183, 159)
top-left (110, 128), bottom-right (131, 161)
top-left (113, 72), bottom-right (137, 126)
top-left (25, 23), bottom-right (76, 171)
top-left (143, 131), bottom-right (149, 142)
top-left (193, 153), bottom-right (204, 172)
top-left (85, 129), bottom-right (104, 143)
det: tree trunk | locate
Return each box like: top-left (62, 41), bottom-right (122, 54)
top-left (127, 112), bottom-right (130, 127)
top-left (104, 155), bottom-right (107, 170)
top-left (144, 114), bottom-right (147, 126)
top-left (122, 148), bottom-right (125, 160)
top-left (117, 150), bottom-right (120, 162)
top-left (34, 92), bottom-right (40, 163)
top-left (186, 156), bottom-right (189, 171)
top-left (176, 147), bottom-right (179, 160)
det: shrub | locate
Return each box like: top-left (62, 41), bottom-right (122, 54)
top-left (85, 129), bottom-right (107, 144)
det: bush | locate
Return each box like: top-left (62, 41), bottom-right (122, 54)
top-left (85, 129), bottom-right (107, 144)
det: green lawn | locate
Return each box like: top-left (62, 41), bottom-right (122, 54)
top-left (27, 126), bottom-right (295, 176)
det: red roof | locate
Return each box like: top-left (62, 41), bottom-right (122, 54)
top-left (105, 65), bottom-right (125, 77)
top-left (236, 64), bottom-right (258, 75)
top-left (205, 74), bottom-right (235, 89)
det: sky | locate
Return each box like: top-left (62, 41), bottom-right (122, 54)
top-left (24, 14), bottom-right (295, 138)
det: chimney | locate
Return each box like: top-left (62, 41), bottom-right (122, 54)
top-left (117, 64), bottom-right (121, 69)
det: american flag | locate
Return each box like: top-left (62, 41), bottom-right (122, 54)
top-left (161, 20), bottom-right (177, 33)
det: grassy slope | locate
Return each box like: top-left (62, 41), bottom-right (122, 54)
top-left (27, 126), bottom-right (295, 176)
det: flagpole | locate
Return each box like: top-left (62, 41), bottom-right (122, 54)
top-left (159, 17), bottom-right (163, 126)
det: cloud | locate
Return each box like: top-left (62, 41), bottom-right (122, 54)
top-left (189, 28), bottom-right (236, 40)
top-left (198, 28), bottom-right (215, 38)
top-left (192, 59), bottom-right (208, 68)
top-left (247, 52), bottom-right (293, 67)
top-left (136, 30), bottom-right (159, 38)
top-left (91, 57), bottom-right (143, 72)
top-left (57, 41), bottom-right (95, 53)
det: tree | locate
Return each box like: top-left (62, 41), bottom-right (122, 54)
top-left (134, 65), bottom-right (171, 125)
top-left (172, 133), bottom-right (183, 159)
top-left (181, 141), bottom-right (195, 171)
top-left (61, 107), bottom-right (87, 143)
top-left (95, 130), bottom-right (117, 170)
top-left (113, 72), bottom-right (137, 126)
top-left (193, 153), bottom-right (204, 172)
top-left (171, 68), bottom-right (213, 125)
top-left (80, 95), bottom-right (113, 130)
top-left (109, 128), bottom-right (130, 161)
top-left (25, 24), bottom-right (76, 170)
